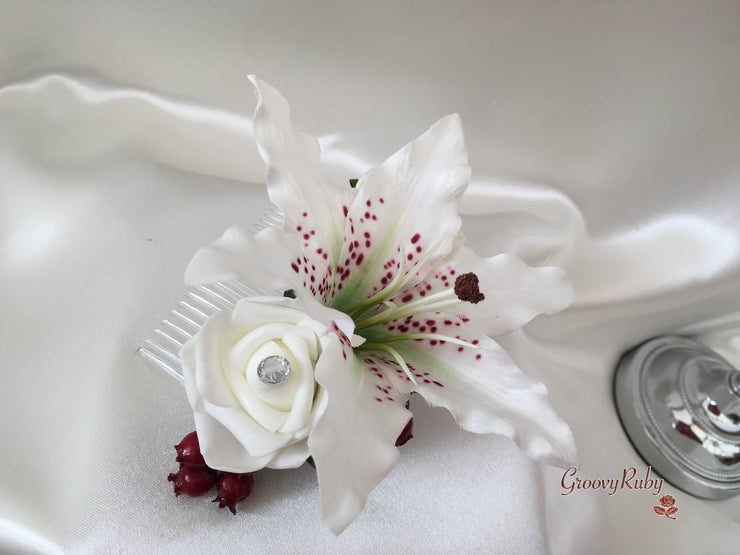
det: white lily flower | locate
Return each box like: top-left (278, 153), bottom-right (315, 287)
top-left (185, 76), bottom-right (577, 534)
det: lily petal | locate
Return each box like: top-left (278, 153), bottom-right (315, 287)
top-left (391, 247), bottom-right (575, 337)
top-left (249, 76), bottom-right (354, 301)
top-left (330, 114), bottom-right (471, 311)
top-left (309, 328), bottom-right (412, 534)
top-left (295, 292), bottom-right (356, 340)
top-left (388, 317), bottom-right (577, 468)
top-left (459, 250), bottom-right (575, 337)
top-left (185, 225), bottom-right (296, 290)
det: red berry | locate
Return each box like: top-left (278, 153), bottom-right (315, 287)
top-left (395, 417), bottom-right (414, 446)
top-left (168, 465), bottom-right (217, 497)
top-left (213, 472), bottom-right (255, 515)
top-left (396, 401), bottom-right (414, 447)
top-left (175, 431), bottom-right (206, 467)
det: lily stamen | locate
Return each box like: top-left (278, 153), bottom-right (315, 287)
top-left (361, 342), bottom-right (418, 385)
top-left (354, 289), bottom-right (458, 330)
top-left (354, 271), bottom-right (486, 331)
top-left (368, 334), bottom-right (477, 348)
top-left (346, 241), bottom-right (441, 320)
top-left (353, 270), bottom-right (487, 331)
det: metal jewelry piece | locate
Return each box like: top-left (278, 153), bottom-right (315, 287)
top-left (614, 336), bottom-right (740, 499)
top-left (257, 355), bottom-right (292, 385)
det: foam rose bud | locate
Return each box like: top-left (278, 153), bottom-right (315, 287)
top-left (168, 465), bottom-right (217, 497)
top-left (175, 431), bottom-right (206, 467)
top-left (213, 472), bottom-right (255, 514)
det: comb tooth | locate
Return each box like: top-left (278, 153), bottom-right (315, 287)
top-left (192, 286), bottom-right (234, 310)
top-left (161, 319), bottom-right (192, 341)
top-left (153, 328), bottom-right (184, 348)
top-left (208, 282), bottom-right (244, 303)
top-left (184, 291), bottom-right (221, 312)
top-left (139, 210), bottom-right (284, 379)
top-left (143, 338), bottom-right (181, 364)
top-left (170, 307), bottom-right (204, 330)
top-left (223, 279), bottom-right (260, 298)
top-left (138, 344), bottom-right (185, 384)
top-left (177, 300), bottom-right (210, 321)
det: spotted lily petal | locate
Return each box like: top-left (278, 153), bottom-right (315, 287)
top-left (387, 247), bottom-right (575, 337)
top-left (330, 114), bottom-right (471, 312)
top-left (385, 316), bottom-right (577, 468)
top-left (249, 76), bottom-right (354, 301)
top-left (309, 327), bottom-right (413, 535)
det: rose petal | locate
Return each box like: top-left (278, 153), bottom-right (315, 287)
top-left (182, 311), bottom-right (234, 409)
top-left (279, 330), bottom-right (320, 434)
top-left (228, 341), bottom-right (293, 431)
top-left (308, 334), bottom-right (412, 534)
top-left (265, 440), bottom-right (311, 470)
top-left (192, 411), bottom-right (278, 473)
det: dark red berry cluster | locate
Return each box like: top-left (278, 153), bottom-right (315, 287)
top-left (168, 431), bottom-right (255, 515)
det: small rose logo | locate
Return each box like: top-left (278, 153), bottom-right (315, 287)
top-left (653, 495), bottom-right (678, 519)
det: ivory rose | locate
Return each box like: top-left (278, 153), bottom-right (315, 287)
top-left (180, 296), bottom-right (334, 473)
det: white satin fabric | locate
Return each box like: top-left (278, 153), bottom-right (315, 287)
top-left (1, 1), bottom-right (739, 553)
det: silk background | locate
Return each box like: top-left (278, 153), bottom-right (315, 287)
top-left (1, 1), bottom-right (739, 553)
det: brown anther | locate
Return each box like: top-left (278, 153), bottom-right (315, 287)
top-left (454, 273), bottom-right (485, 304)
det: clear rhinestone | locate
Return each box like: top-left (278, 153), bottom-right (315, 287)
top-left (256, 355), bottom-right (292, 385)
